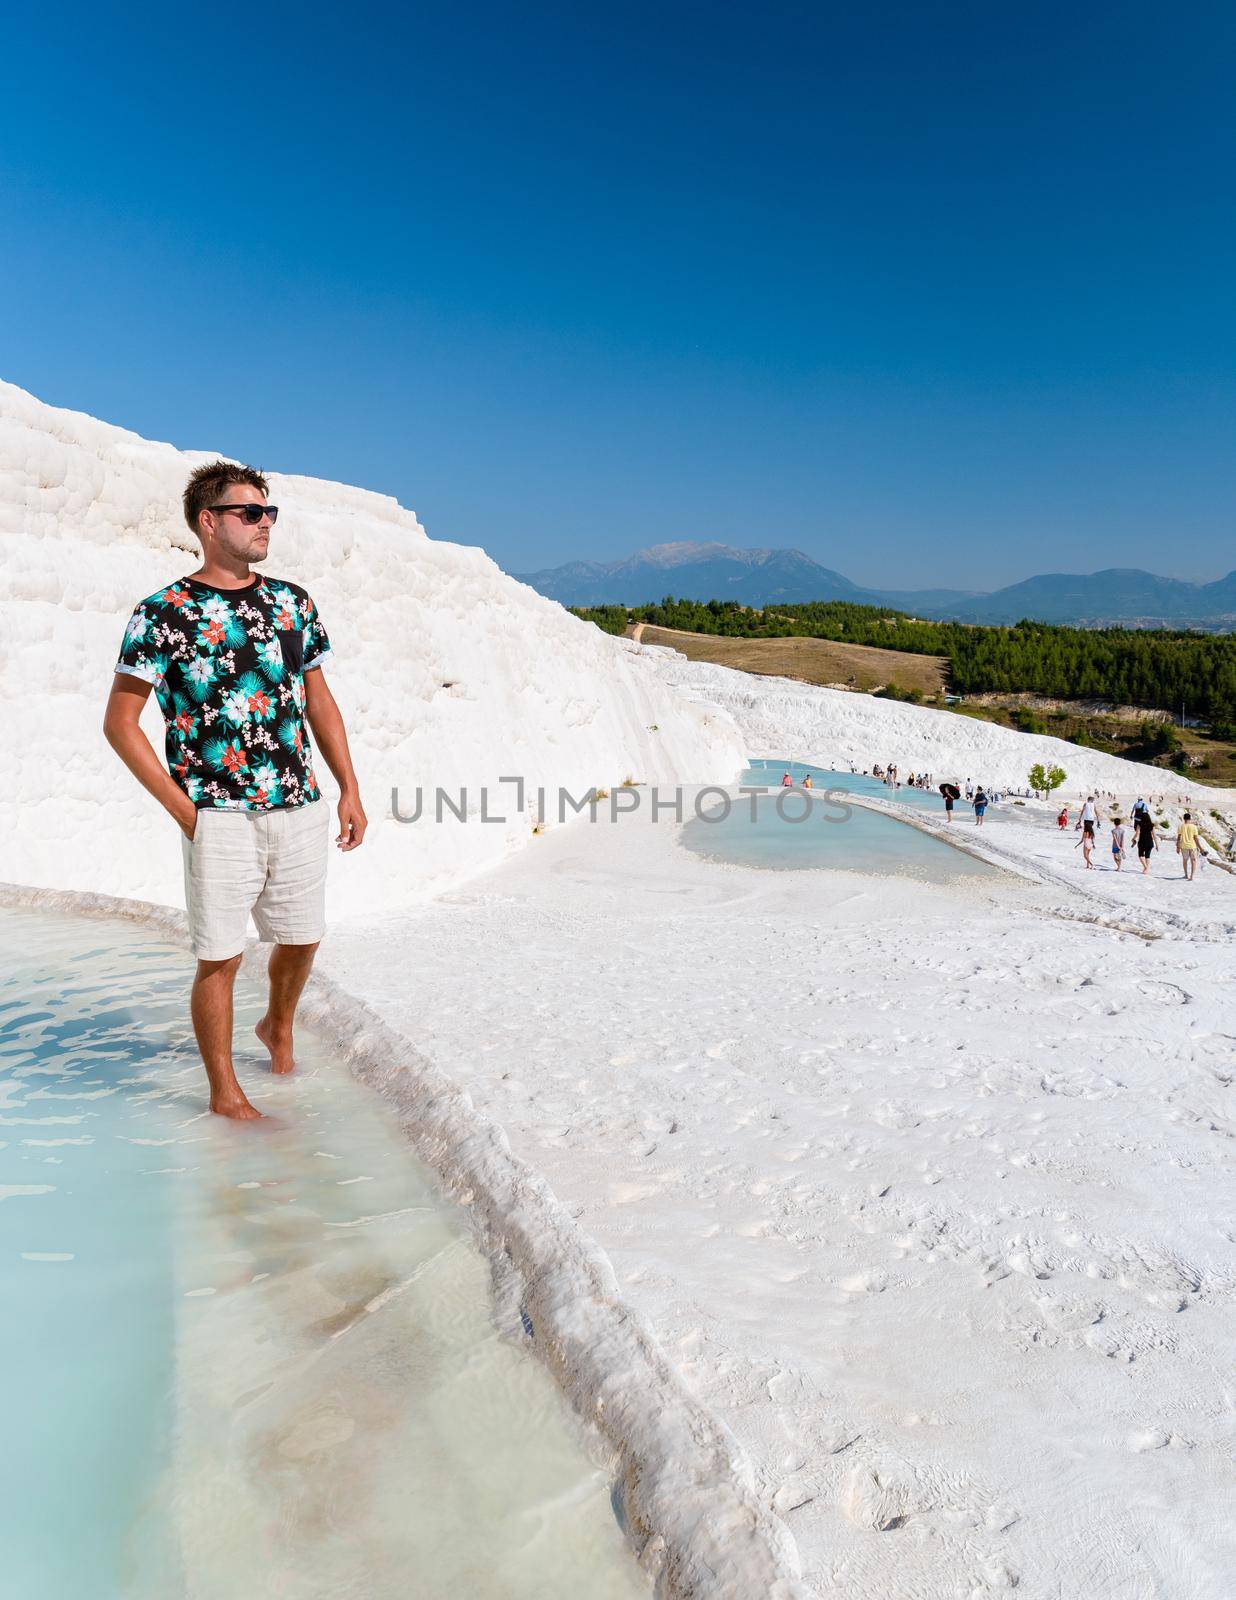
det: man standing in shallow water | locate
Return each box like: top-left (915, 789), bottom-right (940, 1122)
top-left (103, 463), bottom-right (368, 1119)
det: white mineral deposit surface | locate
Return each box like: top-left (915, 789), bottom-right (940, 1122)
top-left (322, 784), bottom-right (1236, 1598)
top-left (6, 377), bottom-right (1235, 1598)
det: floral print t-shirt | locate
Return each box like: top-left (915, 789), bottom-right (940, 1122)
top-left (114, 573), bottom-right (332, 812)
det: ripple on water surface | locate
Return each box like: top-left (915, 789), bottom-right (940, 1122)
top-left (0, 908), bottom-right (648, 1600)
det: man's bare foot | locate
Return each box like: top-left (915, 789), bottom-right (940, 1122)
top-left (210, 1088), bottom-right (263, 1120)
top-left (255, 1016), bottom-right (296, 1075)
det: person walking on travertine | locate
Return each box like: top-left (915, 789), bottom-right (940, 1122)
top-left (1133, 807), bottom-right (1157, 874)
top-left (1078, 795), bottom-right (1098, 868)
top-left (1176, 813), bottom-right (1202, 881)
top-left (103, 463), bottom-right (368, 1120)
top-left (1110, 817), bottom-right (1126, 872)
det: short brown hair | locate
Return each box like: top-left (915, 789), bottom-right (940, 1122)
top-left (183, 460), bottom-right (269, 534)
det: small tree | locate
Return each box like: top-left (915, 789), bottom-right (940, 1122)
top-left (1028, 762), bottom-right (1066, 800)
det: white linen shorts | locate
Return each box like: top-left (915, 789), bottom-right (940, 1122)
top-left (181, 800), bottom-right (330, 961)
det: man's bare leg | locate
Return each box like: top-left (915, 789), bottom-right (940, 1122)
top-left (256, 941), bottom-right (320, 1075)
top-left (190, 954), bottom-right (261, 1120)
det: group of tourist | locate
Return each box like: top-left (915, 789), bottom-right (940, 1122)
top-left (870, 765), bottom-right (998, 824)
top-left (871, 763), bottom-right (936, 790)
top-left (785, 760), bottom-right (1226, 882)
top-left (1064, 794), bottom-right (1209, 880)
top-left (937, 781), bottom-right (989, 825)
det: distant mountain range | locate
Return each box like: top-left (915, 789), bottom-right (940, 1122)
top-left (512, 542), bottom-right (1236, 630)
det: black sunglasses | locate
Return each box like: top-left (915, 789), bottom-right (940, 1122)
top-left (209, 503), bottom-right (279, 525)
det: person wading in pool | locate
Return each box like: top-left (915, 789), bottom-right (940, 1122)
top-left (103, 464), bottom-right (368, 1120)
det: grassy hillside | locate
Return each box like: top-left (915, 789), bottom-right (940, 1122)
top-left (579, 597), bottom-right (1236, 731)
top-left (629, 623), bottom-right (947, 697)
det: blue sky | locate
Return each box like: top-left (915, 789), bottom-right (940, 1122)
top-left (2, 1), bottom-right (1233, 588)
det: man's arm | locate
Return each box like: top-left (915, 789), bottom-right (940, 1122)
top-left (304, 668), bottom-right (367, 851)
top-left (103, 675), bottom-right (198, 838)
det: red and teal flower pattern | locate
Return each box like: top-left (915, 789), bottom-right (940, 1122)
top-left (114, 573), bottom-right (332, 812)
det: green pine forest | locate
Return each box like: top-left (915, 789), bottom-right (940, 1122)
top-left (574, 598), bottom-right (1236, 735)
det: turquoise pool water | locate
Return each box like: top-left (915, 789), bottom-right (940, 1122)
top-left (680, 764), bottom-right (996, 883)
top-left (742, 758), bottom-right (949, 813)
top-left (0, 908), bottom-right (648, 1600)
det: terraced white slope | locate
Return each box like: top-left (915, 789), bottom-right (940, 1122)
top-left (0, 380), bottom-right (744, 914)
top-left (643, 647), bottom-right (1234, 816)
